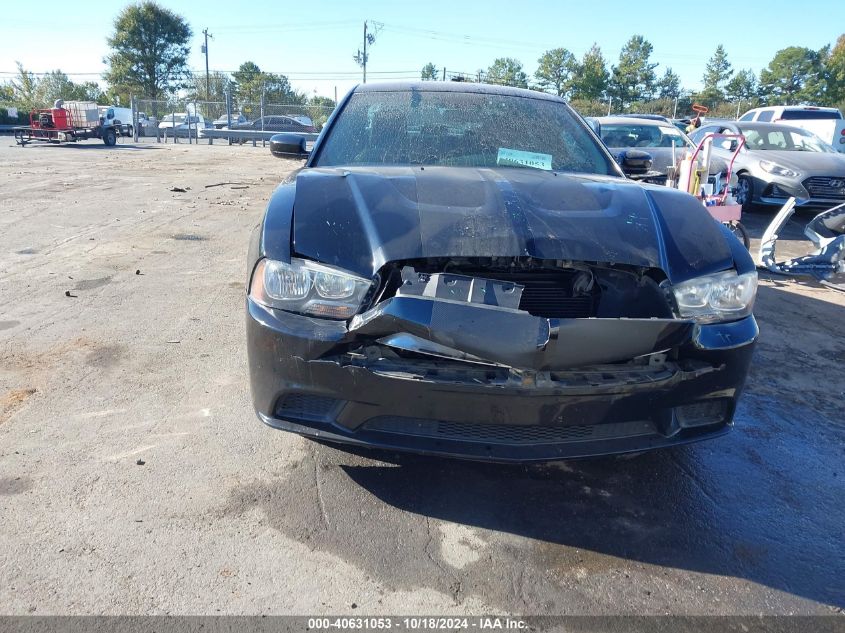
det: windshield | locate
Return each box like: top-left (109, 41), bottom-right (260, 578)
top-left (600, 123), bottom-right (691, 149)
top-left (740, 126), bottom-right (836, 153)
top-left (315, 90), bottom-right (617, 175)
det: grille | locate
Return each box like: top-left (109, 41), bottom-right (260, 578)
top-left (275, 394), bottom-right (341, 421)
top-left (803, 177), bottom-right (845, 200)
top-left (363, 416), bottom-right (655, 445)
top-left (456, 270), bottom-right (598, 318)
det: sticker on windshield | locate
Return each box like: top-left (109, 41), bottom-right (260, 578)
top-left (496, 148), bottom-right (552, 171)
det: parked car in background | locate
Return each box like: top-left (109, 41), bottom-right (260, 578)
top-left (158, 113), bottom-right (211, 138)
top-left (739, 106), bottom-right (845, 153)
top-left (246, 81), bottom-right (759, 462)
top-left (591, 116), bottom-right (698, 182)
top-left (137, 112), bottom-right (157, 136)
top-left (230, 115), bottom-right (317, 134)
top-left (213, 113), bottom-right (247, 129)
top-left (690, 121), bottom-right (845, 211)
top-left (290, 114), bottom-right (314, 127)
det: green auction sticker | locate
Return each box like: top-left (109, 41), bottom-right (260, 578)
top-left (496, 147), bottom-right (553, 171)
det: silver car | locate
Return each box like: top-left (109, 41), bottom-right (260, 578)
top-left (690, 121), bottom-right (845, 211)
top-left (592, 116), bottom-right (696, 183)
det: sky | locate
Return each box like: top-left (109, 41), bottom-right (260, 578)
top-left (2, 0), bottom-right (844, 101)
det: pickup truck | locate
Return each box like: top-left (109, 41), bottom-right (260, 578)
top-left (739, 106), bottom-right (845, 153)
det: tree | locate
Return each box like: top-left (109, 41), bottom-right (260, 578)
top-left (10, 62), bottom-right (39, 111)
top-left (534, 48), bottom-right (576, 97)
top-left (188, 71), bottom-right (230, 103)
top-left (825, 34), bottom-right (845, 104)
top-left (34, 71), bottom-right (102, 106)
top-left (485, 58), bottom-right (528, 88)
top-left (103, 2), bottom-right (192, 101)
top-left (420, 63), bottom-right (438, 81)
top-left (232, 61), bottom-right (302, 114)
top-left (725, 69), bottom-right (757, 102)
top-left (701, 45), bottom-right (733, 101)
top-left (569, 44), bottom-right (609, 101)
top-left (759, 47), bottom-right (826, 104)
top-left (307, 95), bottom-right (336, 130)
top-left (657, 67), bottom-right (682, 100)
top-left (608, 35), bottom-right (658, 109)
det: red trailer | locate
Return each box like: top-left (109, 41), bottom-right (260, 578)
top-left (14, 101), bottom-right (121, 146)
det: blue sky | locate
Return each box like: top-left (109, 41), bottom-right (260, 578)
top-left (2, 0), bottom-right (844, 100)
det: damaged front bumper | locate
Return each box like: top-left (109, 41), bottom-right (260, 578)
top-left (247, 294), bottom-right (757, 462)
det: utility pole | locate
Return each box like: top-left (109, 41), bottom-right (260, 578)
top-left (201, 28), bottom-right (212, 101)
top-left (353, 21), bottom-right (380, 84)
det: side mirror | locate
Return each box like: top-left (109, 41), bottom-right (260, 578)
top-left (616, 149), bottom-right (653, 177)
top-left (270, 133), bottom-right (309, 159)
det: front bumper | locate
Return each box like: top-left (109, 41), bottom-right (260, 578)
top-left (247, 298), bottom-right (757, 462)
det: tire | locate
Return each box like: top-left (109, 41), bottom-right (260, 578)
top-left (735, 174), bottom-right (756, 214)
top-left (103, 128), bottom-right (117, 146)
top-left (126, 125), bottom-right (133, 138)
top-left (725, 221), bottom-right (751, 250)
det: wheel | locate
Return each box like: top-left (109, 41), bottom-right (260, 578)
top-left (735, 175), bottom-right (756, 214)
top-left (725, 221), bottom-right (750, 250)
top-left (103, 128), bottom-right (117, 146)
top-left (126, 125), bottom-right (133, 138)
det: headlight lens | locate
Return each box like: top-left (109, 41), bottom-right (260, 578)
top-left (250, 258), bottom-right (373, 320)
top-left (759, 160), bottom-right (799, 178)
top-left (672, 270), bottom-right (758, 323)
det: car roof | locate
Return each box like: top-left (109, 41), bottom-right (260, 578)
top-left (744, 105), bottom-right (840, 112)
top-left (596, 116), bottom-right (677, 126)
top-left (351, 80), bottom-right (568, 104)
top-left (720, 121), bottom-right (810, 134)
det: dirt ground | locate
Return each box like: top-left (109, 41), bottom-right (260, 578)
top-left (0, 136), bottom-right (843, 616)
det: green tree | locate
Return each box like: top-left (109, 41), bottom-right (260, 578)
top-left (0, 83), bottom-right (14, 102)
top-left (608, 35), bottom-right (658, 109)
top-left (725, 69), bottom-right (757, 102)
top-left (307, 95), bottom-right (336, 130)
top-left (569, 44), bottom-right (609, 101)
top-left (34, 71), bottom-right (102, 106)
top-left (420, 63), bottom-right (438, 81)
top-left (103, 2), bottom-right (192, 101)
top-left (825, 34), bottom-right (845, 104)
top-left (10, 62), bottom-right (39, 111)
top-left (485, 58), bottom-right (528, 88)
top-left (534, 48), bottom-right (576, 97)
top-left (759, 47), bottom-right (826, 104)
top-left (188, 71), bottom-right (230, 103)
top-left (701, 45), bottom-right (733, 101)
top-left (656, 67), bottom-right (682, 99)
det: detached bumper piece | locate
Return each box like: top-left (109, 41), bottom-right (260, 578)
top-left (758, 198), bottom-right (845, 291)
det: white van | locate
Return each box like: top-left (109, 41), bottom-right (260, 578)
top-left (98, 106), bottom-right (134, 136)
top-left (738, 105), bottom-right (845, 152)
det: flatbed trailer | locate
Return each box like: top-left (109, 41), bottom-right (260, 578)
top-left (14, 102), bottom-right (123, 147)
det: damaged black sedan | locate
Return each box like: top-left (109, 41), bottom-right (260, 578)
top-left (246, 82), bottom-right (758, 462)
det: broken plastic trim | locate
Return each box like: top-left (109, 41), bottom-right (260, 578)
top-left (758, 197), bottom-right (845, 290)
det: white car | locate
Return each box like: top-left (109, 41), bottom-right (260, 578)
top-left (98, 106), bottom-right (134, 136)
top-left (158, 113), bottom-right (209, 137)
top-left (739, 105), bottom-right (845, 153)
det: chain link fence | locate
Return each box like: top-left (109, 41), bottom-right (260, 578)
top-left (131, 92), bottom-right (335, 145)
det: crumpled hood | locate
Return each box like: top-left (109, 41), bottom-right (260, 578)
top-left (291, 166), bottom-right (733, 282)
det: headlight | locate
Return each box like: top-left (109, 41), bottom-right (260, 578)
top-left (250, 258), bottom-right (374, 320)
top-left (759, 160), bottom-right (799, 178)
top-left (671, 270), bottom-right (757, 323)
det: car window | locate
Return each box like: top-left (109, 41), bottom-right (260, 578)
top-left (600, 123), bottom-right (689, 149)
top-left (315, 90), bottom-right (617, 175)
top-left (757, 111), bottom-right (774, 122)
top-left (781, 110), bottom-right (842, 120)
top-left (739, 112), bottom-right (755, 121)
top-left (740, 126), bottom-right (835, 152)
top-left (690, 126), bottom-right (719, 144)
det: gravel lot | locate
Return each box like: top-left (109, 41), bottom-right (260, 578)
top-left (0, 137), bottom-right (843, 616)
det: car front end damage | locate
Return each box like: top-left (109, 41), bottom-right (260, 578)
top-left (247, 253), bottom-right (758, 462)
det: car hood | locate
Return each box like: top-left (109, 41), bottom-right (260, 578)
top-left (290, 166), bottom-right (734, 283)
top-left (747, 149), bottom-right (845, 173)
